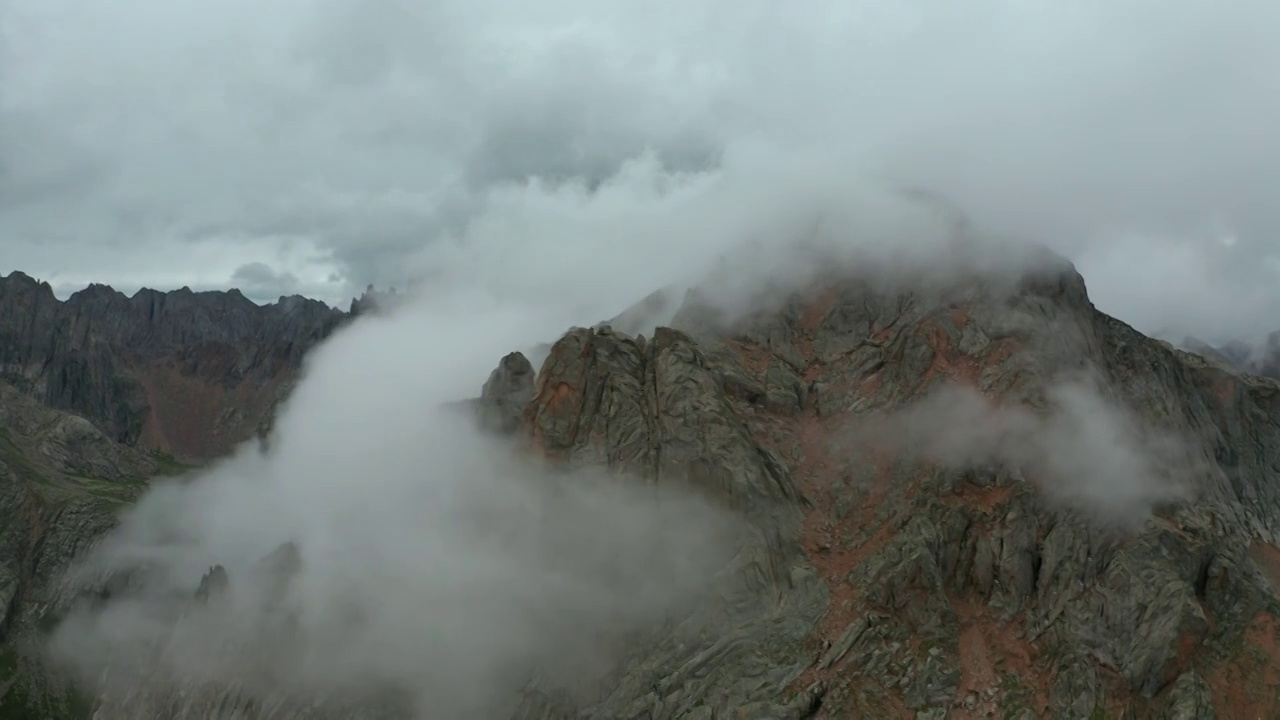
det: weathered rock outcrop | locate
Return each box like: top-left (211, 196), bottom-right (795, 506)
top-left (347, 284), bottom-right (416, 319)
top-left (477, 352), bottom-right (537, 434)
top-left (505, 323), bottom-right (828, 719)
top-left (487, 258), bottom-right (1280, 718)
top-left (0, 271), bottom-right (346, 461)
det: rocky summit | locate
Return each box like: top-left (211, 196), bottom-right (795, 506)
top-left (492, 259), bottom-right (1280, 719)
top-left (4, 252), bottom-right (1280, 719)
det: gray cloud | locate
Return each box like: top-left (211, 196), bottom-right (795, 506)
top-left (229, 262), bottom-right (305, 303)
top-left (49, 275), bottom-right (744, 716)
top-left (1, 0), bottom-right (1279, 336)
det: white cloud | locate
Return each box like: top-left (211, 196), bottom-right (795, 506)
top-left (1075, 230), bottom-right (1280, 344)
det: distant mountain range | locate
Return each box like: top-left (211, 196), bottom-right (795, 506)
top-left (0, 271), bottom-right (404, 462)
top-left (1184, 333), bottom-right (1280, 381)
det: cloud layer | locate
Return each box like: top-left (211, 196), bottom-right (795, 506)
top-left (49, 292), bottom-right (744, 717)
top-left (3, 0), bottom-right (1279, 340)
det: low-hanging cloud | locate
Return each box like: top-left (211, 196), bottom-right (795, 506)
top-left (38, 172), bottom-right (1188, 715)
top-left (873, 379), bottom-right (1194, 526)
top-left (48, 291), bottom-right (746, 717)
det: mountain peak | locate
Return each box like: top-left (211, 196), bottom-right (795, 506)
top-left (0, 270), bottom-right (57, 299)
top-left (480, 252), bottom-right (1280, 717)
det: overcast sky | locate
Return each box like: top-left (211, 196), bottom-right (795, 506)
top-left (2, 0), bottom-right (1278, 342)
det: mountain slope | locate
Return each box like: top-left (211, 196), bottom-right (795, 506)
top-left (497, 259), bottom-right (1280, 718)
top-left (41, 252), bottom-right (1280, 719)
top-left (0, 380), bottom-right (179, 718)
top-left (0, 272), bottom-right (346, 462)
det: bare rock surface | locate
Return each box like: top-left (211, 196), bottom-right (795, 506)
top-left (0, 271), bottom-right (346, 462)
top-left (492, 256), bottom-right (1280, 718)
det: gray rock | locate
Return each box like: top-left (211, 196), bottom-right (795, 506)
top-left (0, 380), bottom-right (162, 717)
top-left (1160, 670), bottom-right (1215, 720)
top-left (477, 352), bottom-right (536, 434)
top-left (0, 270), bottom-right (347, 462)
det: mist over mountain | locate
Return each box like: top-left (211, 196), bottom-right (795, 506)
top-left (0, 188), bottom-right (1277, 718)
top-left (1183, 334), bottom-right (1280, 383)
top-left (4, 1), bottom-right (1280, 718)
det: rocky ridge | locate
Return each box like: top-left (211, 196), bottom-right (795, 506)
top-left (0, 270), bottom-right (384, 717)
top-left (41, 252), bottom-right (1280, 719)
top-left (0, 271), bottom-right (348, 462)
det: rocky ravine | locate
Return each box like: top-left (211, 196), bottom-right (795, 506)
top-left (0, 271), bottom-right (348, 463)
top-left (7, 254), bottom-right (1280, 718)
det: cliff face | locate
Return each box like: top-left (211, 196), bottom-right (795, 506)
top-left (0, 379), bottom-right (171, 719)
top-left (0, 272), bottom-right (346, 462)
top-left (40, 254), bottom-right (1280, 720)
top-left (0, 267), bottom-right (349, 717)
